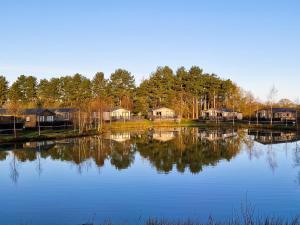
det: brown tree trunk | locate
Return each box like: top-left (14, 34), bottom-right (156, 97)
top-left (13, 115), bottom-right (16, 139)
top-left (196, 97), bottom-right (199, 119)
top-left (192, 97), bottom-right (195, 119)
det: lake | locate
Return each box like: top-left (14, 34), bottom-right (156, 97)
top-left (1, 128), bottom-right (300, 225)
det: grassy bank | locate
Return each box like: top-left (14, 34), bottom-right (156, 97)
top-left (87, 202), bottom-right (300, 225)
top-left (103, 119), bottom-right (300, 132)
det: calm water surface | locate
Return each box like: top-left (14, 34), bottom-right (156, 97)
top-left (1, 128), bottom-right (300, 225)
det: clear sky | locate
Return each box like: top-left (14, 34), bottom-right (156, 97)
top-left (0, 0), bottom-right (299, 101)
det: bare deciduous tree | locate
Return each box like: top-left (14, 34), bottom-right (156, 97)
top-left (267, 85), bottom-right (278, 126)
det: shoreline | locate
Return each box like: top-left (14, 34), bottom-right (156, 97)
top-left (0, 129), bottom-right (98, 145)
top-left (104, 120), bottom-right (300, 132)
top-left (0, 120), bottom-right (298, 144)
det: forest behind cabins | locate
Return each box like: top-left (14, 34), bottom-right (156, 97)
top-left (0, 66), bottom-right (297, 121)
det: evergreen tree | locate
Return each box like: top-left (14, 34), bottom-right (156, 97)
top-left (0, 75), bottom-right (8, 106)
top-left (38, 78), bottom-right (62, 107)
top-left (109, 69), bottom-right (135, 107)
top-left (92, 72), bottom-right (109, 98)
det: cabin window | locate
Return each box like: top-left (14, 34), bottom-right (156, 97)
top-left (26, 117), bottom-right (30, 122)
top-left (39, 116), bottom-right (45, 122)
top-left (63, 113), bottom-right (69, 120)
top-left (46, 116), bottom-right (53, 122)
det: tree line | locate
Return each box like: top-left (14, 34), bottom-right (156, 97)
top-left (2, 66), bottom-right (297, 121)
top-left (0, 66), bottom-right (246, 118)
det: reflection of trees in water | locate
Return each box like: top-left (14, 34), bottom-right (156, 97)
top-left (246, 131), bottom-right (300, 173)
top-left (293, 142), bottom-right (300, 184)
top-left (36, 153), bottom-right (43, 177)
top-left (3, 129), bottom-right (300, 184)
top-left (0, 151), bottom-right (8, 161)
top-left (0, 129), bottom-right (246, 182)
top-left (109, 137), bottom-right (135, 170)
top-left (39, 138), bottom-right (112, 168)
top-left (137, 128), bottom-right (243, 174)
top-left (243, 133), bottom-right (264, 160)
top-left (246, 138), bottom-right (281, 173)
top-left (10, 154), bottom-right (19, 184)
top-left (14, 150), bottom-right (37, 162)
top-left (20, 137), bottom-right (135, 171)
top-left (266, 145), bottom-right (278, 172)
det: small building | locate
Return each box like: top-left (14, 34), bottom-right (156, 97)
top-left (22, 109), bottom-right (56, 128)
top-left (149, 107), bottom-right (177, 121)
top-left (256, 108), bottom-right (299, 122)
top-left (201, 108), bottom-right (243, 120)
top-left (103, 107), bottom-right (131, 121)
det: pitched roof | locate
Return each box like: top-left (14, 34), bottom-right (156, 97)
top-left (257, 108), bottom-right (297, 113)
top-left (23, 108), bottom-right (56, 115)
top-left (52, 108), bottom-right (78, 113)
top-left (108, 106), bottom-right (130, 112)
top-left (151, 107), bottom-right (174, 111)
top-left (204, 108), bottom-right (241, 113)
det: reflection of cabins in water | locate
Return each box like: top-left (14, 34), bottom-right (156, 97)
top-left (22, 141), bottom-right (56, 151)
top-left (199, 129), bottom-right (237, 141)
top-left (0, 141), bottom-right (55, 151)
top-left (152, 131), bottom-right (176, 142)
top-left (103, 132), bottom-right (131, 142)
top-left (151, 128), bottom-right (180, 142)
top-left (248, 129), bottom-right (300, 145)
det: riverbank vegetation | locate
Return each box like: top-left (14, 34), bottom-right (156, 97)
top-left (132, 216), bottom-right (300, 225)
top-left (1, 66), bottom-right (297, 121)
top-left (0, 67), bottom-right (239, 119)
top-left (1, 66), bottom-right (300, 138)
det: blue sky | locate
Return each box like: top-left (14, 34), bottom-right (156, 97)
top-left (0, 0), bottom-right (299, 101)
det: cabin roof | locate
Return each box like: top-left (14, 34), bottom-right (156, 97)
top-left (108, 106), bottom-right (130, 112)
top-left (204, 108), bottom-right (241, 113)
top-left (150, 107), bottom-right (174, 111)
top-left (52, 108), bottom-right (78, 113)
top-left (220, 108), bottom-right (235, 112)
top-left (257, 108), bottom-right (297, 113)
top-left (23, 108), bottom-right (56, 115)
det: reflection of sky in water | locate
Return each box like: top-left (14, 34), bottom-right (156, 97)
top-left (0, 128), bottom-right (300, 225)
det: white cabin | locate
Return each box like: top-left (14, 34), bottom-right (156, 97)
top-left (150, 107), bottom-right (176, 119)
top-left (103, 107), bottom-right (131, 121)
